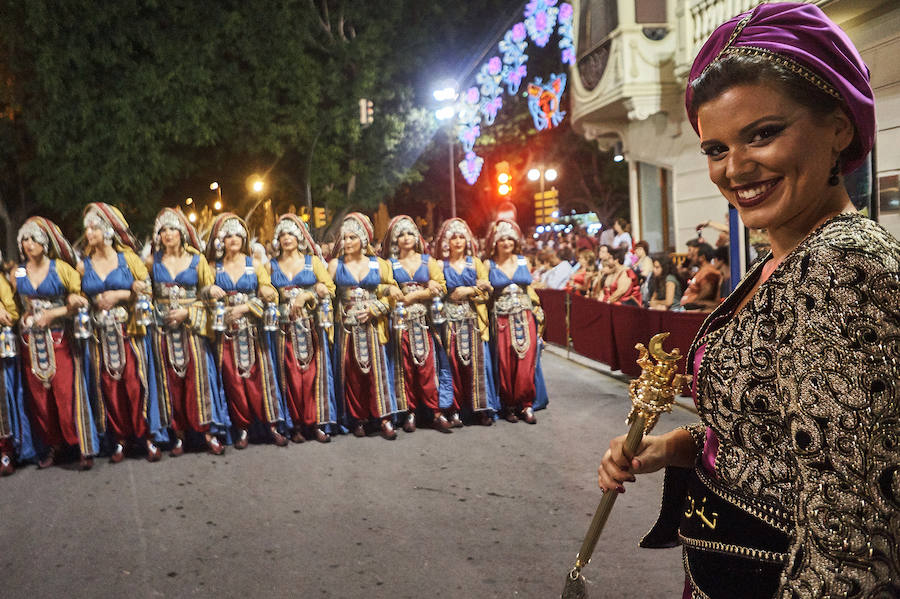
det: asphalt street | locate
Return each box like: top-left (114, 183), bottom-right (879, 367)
top-left (1, 350), bottom-right (698, 599)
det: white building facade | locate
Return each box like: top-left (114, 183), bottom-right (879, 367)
top-left (570, 0), bottom-right (900, 260)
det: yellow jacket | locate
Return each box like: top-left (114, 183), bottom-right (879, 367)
top-left (118, 249), bottom-right (151, 337)
top-left (0, 274), bottom-right (18, 321)
top-left (471, 257), bottom-right (491, 342)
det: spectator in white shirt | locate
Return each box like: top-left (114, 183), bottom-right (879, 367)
top-left (538, 248), bottom-right (577, 289)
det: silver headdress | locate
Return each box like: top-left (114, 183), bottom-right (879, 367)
top-left (153, 210), bottom-right (188, 247)
top-left (494, 220), bottom-right (519, 243)
top-left (17, 220), bottom-right (50, 257)
top-left (83, 207), bottom-right (114, 245)
top-left (273, 217), bottom-right (309, 252)
top-left (439, 219), bottom-right (472, 257)
top-left (341, 218), bottom-right (369, 248)
top-left (218, 217), bottom-right (247, 241)
top-left (389, 217), bottom-right (420, 258)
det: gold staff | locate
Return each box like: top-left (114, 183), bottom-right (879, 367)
top-left (562, 332), bottom-right (689, 599)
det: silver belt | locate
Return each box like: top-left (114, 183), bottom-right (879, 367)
top-left (494, 286), bottom-right (533, 315)
top-left (225, 292), bottom-right (255, 306)
top-left (444, 300), bottom-right (475, 321)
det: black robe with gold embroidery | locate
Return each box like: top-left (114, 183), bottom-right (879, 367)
top-left (672, 213), bottom-right (899, 598)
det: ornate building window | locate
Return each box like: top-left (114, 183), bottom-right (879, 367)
top-left (577, 0), bottom-right (619, 91)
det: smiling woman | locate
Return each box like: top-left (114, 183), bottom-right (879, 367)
top-left (596, 4), bottom-right (899, 598)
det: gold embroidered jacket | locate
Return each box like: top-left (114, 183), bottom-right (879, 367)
top-left (689, 213), bottom-right (900, 598)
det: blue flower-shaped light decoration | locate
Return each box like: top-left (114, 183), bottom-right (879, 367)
top-left (499, 23), bottom-right (529, 95)
top-left (458, 152), bottom-right (485, 186)
top-left (457, 86), bottom-right (483, 154)
top-left (477, 57), bottom-right (504, 125)
top-left (558, 3), bottom-right (575, 65)
top-left (524, 0), bottom-right (559, 48)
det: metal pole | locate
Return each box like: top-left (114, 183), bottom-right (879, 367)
top-left (307, 128), bottom-right (323, 219)
top-left (449, 133), bottom-right (456, 219)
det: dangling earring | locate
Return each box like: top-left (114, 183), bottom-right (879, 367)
top-left (828, 158), bottom-right (840, 187)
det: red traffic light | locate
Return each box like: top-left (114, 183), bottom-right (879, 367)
top-left (495, 161), bottom-right (512, 197)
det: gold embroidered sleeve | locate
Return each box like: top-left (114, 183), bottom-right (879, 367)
top-left (189, 253), bottom-right (214, 336)
top-left (473, 258), bottom-right (491, 341)
top-left (55, 260), bottom-right (82, 295)
top-left (254, 263), bottom-right (277, 306)
top-left (427, 259), bottom-right (447, 295)
top-left (0, 276), bottom-right (18, 320)
top-left (678, 423), bottom-right (706, 456)
top-left (312, 257), bottom-right (336, 296)
top-left (775, 241), bottom-right (900, 597)
top-left (123, 249), bottom-right (150, 284)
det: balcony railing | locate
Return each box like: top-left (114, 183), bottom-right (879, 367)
top-left (675, 0), bottom-right (821, 79)
top-left (675, 0), bottom-right (760, 78)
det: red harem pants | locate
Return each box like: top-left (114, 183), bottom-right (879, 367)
top-left (220, 336), bottom-right (272, 430)
top-left (447, 321), bottom-right (488, 413)
top-left (160, 332), bottom-right (209, 434)
top-left (495, 313), bottom-right (537, 410)
top-left (398, 328), bottom-right (440, 414)
top-left (281, 325), bottom-right (319, 428)
top-left (21, 331), bottom-right (80, 448)
top-left (98, 338), bottom-right (148, 441)
top-left (342, 326), bottom-right (389, 422)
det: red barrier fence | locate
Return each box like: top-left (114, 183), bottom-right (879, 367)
top-left (536, 289), bottom-right (708, 377)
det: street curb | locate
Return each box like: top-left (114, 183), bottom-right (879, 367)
top-left (543, 342), bottom-right (698, 414)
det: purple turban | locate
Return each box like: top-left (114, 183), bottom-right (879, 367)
top-left (686, 2), bottom-right (874, 174)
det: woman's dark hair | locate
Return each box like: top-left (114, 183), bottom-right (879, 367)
top-left (689, 53), bottom-right (861, 163)
top-left (714, 245), bottom-right (730, 266)
top-left (650, 253), bottom-right (675, 300)
top-left (634, 240), bottom-right (649, 254)
top-left (609, 246), bottom-right (626, 265)
top-left (615, 217), bottom-right (630, 233)
top-left (696, 242), bottom-right (716, 263)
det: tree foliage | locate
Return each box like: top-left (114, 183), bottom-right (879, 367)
top-left (0, 0), bottom-right (519, 253)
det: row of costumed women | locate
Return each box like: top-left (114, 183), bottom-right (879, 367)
top-left (0, 205), bottom-right (547, 473)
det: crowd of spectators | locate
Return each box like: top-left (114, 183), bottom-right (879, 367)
top-left (525, 219), bottom-right (744, 313)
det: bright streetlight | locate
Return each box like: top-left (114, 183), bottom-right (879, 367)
top-left (527, 166), bottom-right (560, 225)
top-left (433, 81), bottom-right (459, 218)
top-left (527, 166), bottom-right (559, 194)
top-left (188, 212), bottom-right (197, 223)
top-left (252, 179), bottom-right (264, 193)
top-left (435, 106), bottom-right (455, 121)
top-left (433, 84), bottom-right (458, 102)
top-left (185, 197), bottom-right (193, 206)
top-left (210, 181), bottom-right (223, 211)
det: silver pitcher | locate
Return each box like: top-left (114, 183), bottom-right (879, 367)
top-left (74, 307), bottom-right (93, 340)
top-left (0, 326), bottom-right (16, 358)
top-left (135, 293), bottom-right (154, 327)
top-left (318, 295), bottom-right (333, 329)
top-left (430, 296), bottom-right (446, 325)
top-left (212, 301), bottom-right (226, 332)
top-left (393, 300), bottom-right (407, 331)
top-left (263, 302), bottom-right (279, 331)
